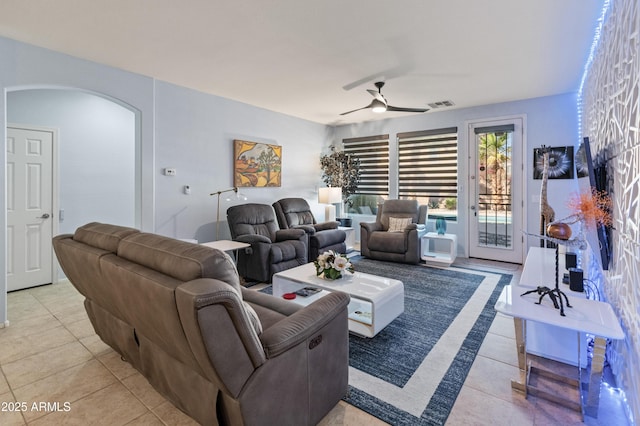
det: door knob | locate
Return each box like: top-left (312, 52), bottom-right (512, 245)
top-left (470, 206), bottom-right (476, 210)
top-left (38, 213), bottom-right (50, 219)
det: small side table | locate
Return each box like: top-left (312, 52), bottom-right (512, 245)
top-left (495, 285), bottom-right (624, 418)
top-left (421, 232), bottom-right (457, 266)
top-left (338, 226), bottom-right (356, 252)
top-left (200, 240), bottom-right (250, 262)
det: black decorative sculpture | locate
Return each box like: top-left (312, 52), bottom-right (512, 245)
top-left (522, 232), bottom-right (581, 316)
top-left (520, 247), bottom-right (572, 316)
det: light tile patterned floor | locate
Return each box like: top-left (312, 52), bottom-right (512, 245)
top-left (0, 262), bottom-right (629, 425)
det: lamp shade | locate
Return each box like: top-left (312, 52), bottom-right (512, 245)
top-left (318, 187), bottom-right (342, 204)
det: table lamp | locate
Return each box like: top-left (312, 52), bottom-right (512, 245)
top-left (318, 187), bottom-right (342, 221)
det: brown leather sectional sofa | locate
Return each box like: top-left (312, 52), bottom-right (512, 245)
top-left (53, 222), bottom-right (350, 425)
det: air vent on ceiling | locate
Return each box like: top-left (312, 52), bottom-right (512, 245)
top-left (427, 100), bottom-right (455, 109)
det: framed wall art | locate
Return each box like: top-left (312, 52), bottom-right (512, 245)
top-left (234, 140), bottom-right (282, 187)
top-left (533, 145), bottom-right (574, 179)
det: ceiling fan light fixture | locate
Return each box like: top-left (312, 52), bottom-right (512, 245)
top-left (341, 81), bottom-right (427, 116)
top-left (371, 99), bottom-right (387, 113)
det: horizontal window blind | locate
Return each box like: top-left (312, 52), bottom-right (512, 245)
top-left (397, 127), bottom-right (458, 199)
top-left (343, 134), bottom-right (389, 196)
top-left (473, 124), bottom-right (515, 134)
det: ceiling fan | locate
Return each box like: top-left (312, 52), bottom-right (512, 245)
top-left (340, 81), bottom-right (429, 116)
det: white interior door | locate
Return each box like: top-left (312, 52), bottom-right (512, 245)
top-left (7, 126), bottom-right (55, 291)
top-left (468, 118), bottom-right (524, 264)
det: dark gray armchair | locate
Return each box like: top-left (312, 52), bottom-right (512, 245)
top-left (360, 199), bottom-right (428, 264)
top-left (273, 198), bottom-right (347, 260)
top-left (227, 203), bottom-right (307, 282)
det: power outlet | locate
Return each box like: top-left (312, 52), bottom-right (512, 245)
top-left (164, 168), bottom-right (176, 176)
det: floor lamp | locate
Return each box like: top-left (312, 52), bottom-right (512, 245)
top-left (318, 187), bottom-right (342, 221)
top-left (210, 187), bottom-right (247, 240)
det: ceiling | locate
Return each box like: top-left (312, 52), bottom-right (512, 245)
top-left (0, 0), bottom-right (604, 125)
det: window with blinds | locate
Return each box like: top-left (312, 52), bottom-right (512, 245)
top-left (342, 135), bottom-right (389, 196)
top-left (397, 127), bottom-right (458, 219)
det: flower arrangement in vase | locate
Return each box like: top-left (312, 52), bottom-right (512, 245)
top-left (314, 250), bottom-right (354, 280)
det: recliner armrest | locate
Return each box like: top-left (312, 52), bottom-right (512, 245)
top-left (259, 292), bottom-right (350, 358)
top-left (360, 221), bottom-right (383, 233)
top-left (274, 228), bottom-right (306, 242)
top-left (314, 221), bottom-right (339, 231)
top-left (293, 224), bottom-right (317, 234)
top-left (404, 223), bottom-right (418, 232)
top-left (236, 234), bottom-right (272, 244)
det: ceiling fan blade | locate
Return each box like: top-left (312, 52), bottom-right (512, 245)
top-left (340, 102), bottom-right (373, 116)
top-left (386, 105), bottom-right (429, 113)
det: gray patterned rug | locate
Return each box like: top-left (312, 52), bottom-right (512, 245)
top-left (262, 257), bottom-right (512, 425)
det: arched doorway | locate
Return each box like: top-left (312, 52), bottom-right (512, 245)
top-left (6, 87), bottom-right (141, 290)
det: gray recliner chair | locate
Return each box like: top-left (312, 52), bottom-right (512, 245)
top-left (360, 199), bottom-right (428, 264)
top-left (273, 198), bottom-right (347, 260)
top-left (227, 203), bottom-right (308, 282)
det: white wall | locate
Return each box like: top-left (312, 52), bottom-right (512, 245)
top-left (333, 93), bottom-right (580, 258)
top-left (153, 81), bottom-right (330, 243)
top-left (581, 0), bottom-right (639, 420)
top-left (7, 89), bottom-right (136, 234)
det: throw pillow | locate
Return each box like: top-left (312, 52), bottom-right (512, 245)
top-left (388, 217), bottom-right (412, 232)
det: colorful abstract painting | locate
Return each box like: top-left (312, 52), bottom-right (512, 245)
top-left (234, 140), bottom-right (282, 187)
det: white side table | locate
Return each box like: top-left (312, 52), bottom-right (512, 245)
top-left (200, 240), bottom-right (250, 262)
top-left (421, 232), bottom-right (457, 266)
top-left (520, 247), bottom-right (588, 367)
top-left (495, 285), bottom-right (624, 418)
top-left (338, 226), bottom-right (355, 252)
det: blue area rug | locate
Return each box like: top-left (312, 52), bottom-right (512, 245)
top-left (261, 257), bottom-right (512, 425)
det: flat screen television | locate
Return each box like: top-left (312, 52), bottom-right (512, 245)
top-left (575, 137), bottom-right (611, 270)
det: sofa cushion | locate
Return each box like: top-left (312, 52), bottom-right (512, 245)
top-left (273, 198), bottom-right (316, 227)
top-left (227, 203), bottom-right (280, 241)
top-left (118, 232), bottom-right (243, 294)
top-left (380, 199), bottom-right (419, 229)
top-left (116, 233), bottom-right (266, 335)
top-left (368, 231), bottom-right (407, 253)
top-left (74, 222), bottom-right (140, 252)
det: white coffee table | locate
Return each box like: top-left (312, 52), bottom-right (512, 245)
top-left (272, 263), bottom-right (404, 337)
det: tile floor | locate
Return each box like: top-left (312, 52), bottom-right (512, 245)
top-left (0, 263), bottom-right (630, 425)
